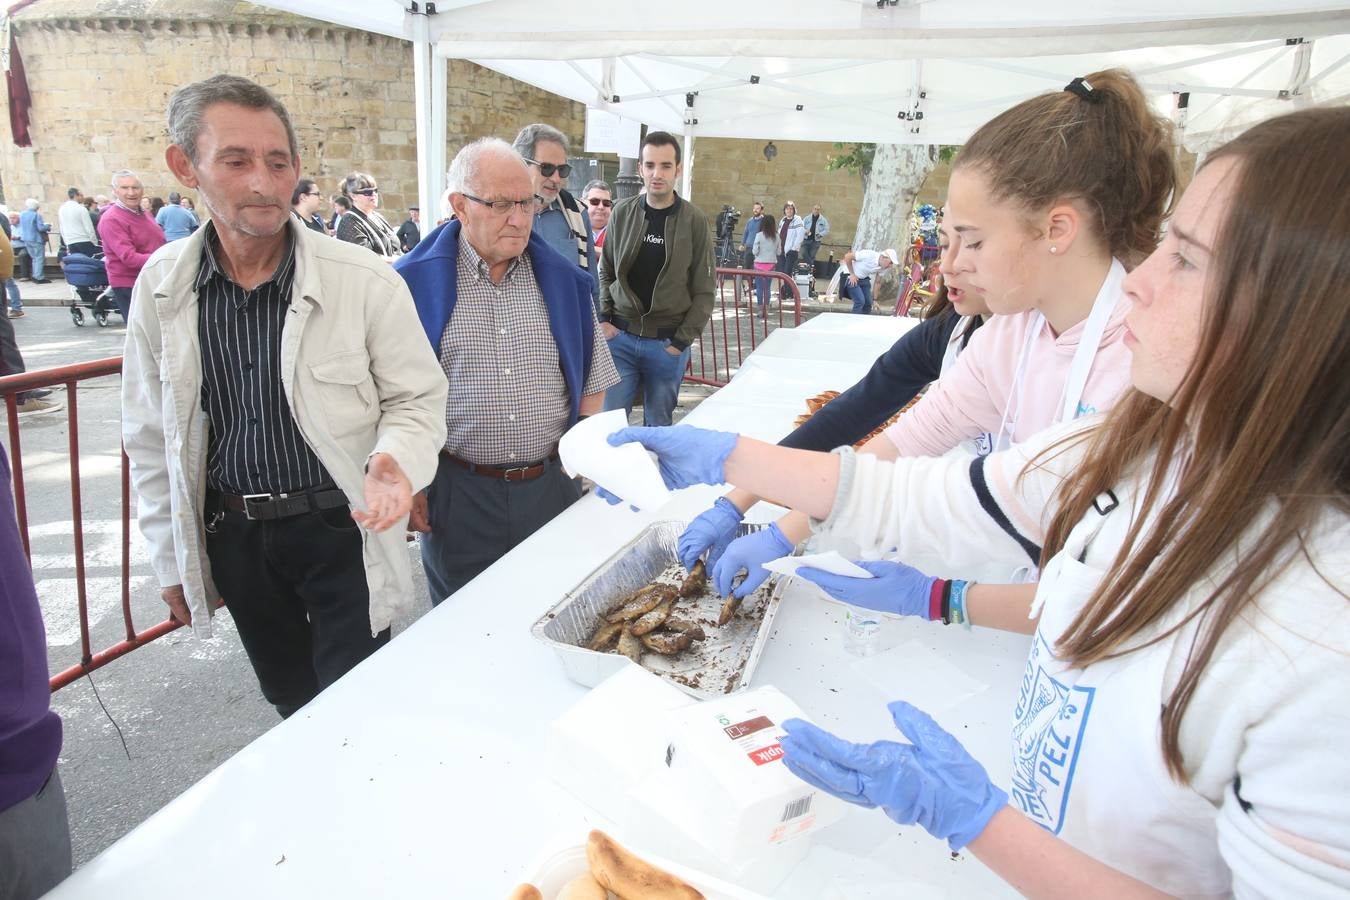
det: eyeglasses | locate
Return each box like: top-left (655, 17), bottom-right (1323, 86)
top-left (587, 197), bottom-right (613, 208)
top-left (462, 192), bottom-right (544, 215)
top-left (524, 159), bottom-right (572, 179)
top-left (351, 188), bottom-right (379, 197)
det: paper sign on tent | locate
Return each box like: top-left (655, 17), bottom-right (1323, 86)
top-left (559, 409), bottom-right (673, 511)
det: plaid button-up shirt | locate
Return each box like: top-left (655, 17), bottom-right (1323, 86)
top-left (439, 239), bottom-right (618, 466)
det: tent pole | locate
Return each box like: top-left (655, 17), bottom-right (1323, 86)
top-left (431, 53), bottom-right (448, 220)
top-left (681, 121), bottom-right (694, 199)
top-left (410, 7), bottom-right (437, 226)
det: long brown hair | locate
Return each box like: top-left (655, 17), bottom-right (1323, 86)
top-left (956, 69), bottom-right (1177, 266)
top-left (1037, 107), bottom-right (1350, 779)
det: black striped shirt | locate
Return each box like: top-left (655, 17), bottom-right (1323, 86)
top-left (196, 225), bottom-right (332, 495)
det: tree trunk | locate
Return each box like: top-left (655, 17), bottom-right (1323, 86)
top-left (851, 143), bottom-right (938, 301)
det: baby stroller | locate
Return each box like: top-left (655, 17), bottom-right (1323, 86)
top-left (60, 253), bottom-right (118, 327)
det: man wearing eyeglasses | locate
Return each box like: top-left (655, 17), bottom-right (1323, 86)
top-left (599, 131), bottom-right (716, 428)
top-left (395, 138), bottom-right (619, 603)
top-left (581, 180), bottom-right (613, 249)
top-left (511, 124), bottom-right (598, 315)
top-left (290, 178), bottom-right (326, 234)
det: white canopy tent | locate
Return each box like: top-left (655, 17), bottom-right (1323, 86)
top-left (257, 0), bottom-right (1350, 228)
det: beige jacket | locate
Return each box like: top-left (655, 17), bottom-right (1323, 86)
top-left (121, 219), bottom-right (448, 637)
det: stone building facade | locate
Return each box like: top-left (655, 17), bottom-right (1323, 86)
top-left (2, 0), bottom-right (948, 255)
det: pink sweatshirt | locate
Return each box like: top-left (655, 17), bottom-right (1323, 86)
top-left (96, 203), bottom-right (166, 288)
top-left (885, 272), bottom-right (1134, 457)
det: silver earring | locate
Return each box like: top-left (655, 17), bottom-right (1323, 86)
top-left (1049, 245), bottom-right (1058, 254)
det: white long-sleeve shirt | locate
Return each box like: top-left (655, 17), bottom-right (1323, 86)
top-left (816, 420), bottom-right (1350, 897)
top-left (58, 199), bottom-right (98, 246)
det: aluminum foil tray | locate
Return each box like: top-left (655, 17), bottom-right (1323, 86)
top-left (530, 520), bottom-right (785, 700)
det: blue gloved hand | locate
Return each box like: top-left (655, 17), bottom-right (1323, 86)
top-left (678, 497), bottom-right (744, 571)
top-left (780, 701), bottom-right (1007, 850)
top-left (593, 485), bottom-right (638, 512)
top-left (607, 425), bottom-right (739, 492)
top-left (796, 559), bottom-right (937, 618)
top-left (712, 522), bottom-right (793, 599)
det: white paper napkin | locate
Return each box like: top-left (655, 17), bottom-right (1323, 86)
top-left (559, 408), bottom-right (673, 511)
top-left (760, 551), bottom-right (874, 580)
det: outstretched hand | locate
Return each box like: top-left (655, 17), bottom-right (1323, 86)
top-left (354, 452), bottom-right (412, 532)
top-left (606, 425), bottom-right (739, 492)
top-left (780, 701), bottom-right (1007, 850)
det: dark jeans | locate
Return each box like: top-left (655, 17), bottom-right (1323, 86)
top-left (66, 241), bottom-right (97, 257)
top-left (420, 454), bottom-right (582, 604)
top-left (844, 276), bottom-right (874, 314)
top-left (205, 499), bottom-right (389, 718)
top-left (775, 250), bottom-right (799, 297)
top-left (0, 767), bottom-right (71, 900)
top-left (109, 286), bottom-right (132, 321)
top-left (801, 239), bottom-right (821, 266)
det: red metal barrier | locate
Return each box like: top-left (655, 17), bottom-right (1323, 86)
top-left (1, 358), bottom-right (189, 692)
top-left (686, 268), bottom-right (802, 388)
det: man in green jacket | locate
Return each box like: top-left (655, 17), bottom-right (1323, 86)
top-left (598, 131), bottom-right (715, 426)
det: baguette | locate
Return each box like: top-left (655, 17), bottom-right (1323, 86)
top-left (585, 829), bottom-right (705, 900)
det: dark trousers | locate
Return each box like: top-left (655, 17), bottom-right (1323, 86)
top-left (108, 286), bottom-right (132, 321)
top-left (420, 454), bottom-right (582, 604)
top-left (66, 241), bottom-right (97, 257)
top-left (205, 499), bottom-right (389, 718)
top-left (776, 250), bottom-right (799, 297)
top-left (801, 238), bottom-right (821, 266)
top-left (0, 768), bottom-right (71, 900)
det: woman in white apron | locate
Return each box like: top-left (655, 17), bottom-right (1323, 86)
top-left (695, 69), bottom-right (1176, 603)
top-left (607, 108), bottom-right (1350, 897)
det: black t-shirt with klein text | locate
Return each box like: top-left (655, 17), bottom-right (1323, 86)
top-left (626, 197), bottom-right (678, 314)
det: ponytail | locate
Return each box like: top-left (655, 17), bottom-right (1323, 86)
top-left (956, 69), bottom-right (1177, 266)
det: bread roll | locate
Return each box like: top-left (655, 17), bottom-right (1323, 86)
top-left (556, 872), bottom-right (608, 899)
top-left (585, 830), bottom-right (705, 900)
top-left (506, 885), bottom-right (543, 900)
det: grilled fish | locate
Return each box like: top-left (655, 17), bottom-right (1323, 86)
top-left (586, 620), bottom-right (624, 652)
top-left (678, 559), bottom-right (708, 598)
top-left (717, 595), bottom-right (742, 627)
top-left (639, 631), bottom-right (694, 655)
top-left (606, 584), bottom-right (678, 623)
top-left (663, 618), bottom-right (706, 641)
top-left (617, 627), bottom-right (643, 662)
top-left (630, 599), bottom-right (673, 636)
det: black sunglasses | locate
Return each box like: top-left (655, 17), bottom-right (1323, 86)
top-left (525, 159), bottom-right (572, 179)
top-left (587, 197), bottom-right (613, 208)
top-left (351, 188), bottom-right (379, 196)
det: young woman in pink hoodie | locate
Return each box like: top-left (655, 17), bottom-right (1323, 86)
top-left (701, 69), bottom-right (1177, 608)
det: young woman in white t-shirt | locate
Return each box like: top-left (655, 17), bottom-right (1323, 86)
top-left (608, 107), bottom-right (1350, 897)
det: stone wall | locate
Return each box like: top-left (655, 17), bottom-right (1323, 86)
top-left (1, 2), bottom-right (588, 226)
top-left (2, 0), bottom-right (948, 249)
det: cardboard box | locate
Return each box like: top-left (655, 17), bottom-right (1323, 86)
top-left (657, 685), bottom-right (849, 861)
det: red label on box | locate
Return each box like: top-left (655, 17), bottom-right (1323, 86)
top-left (724, 715), bottom-right (775, 740)
top-left (749, 743), bottom-right (784, 766)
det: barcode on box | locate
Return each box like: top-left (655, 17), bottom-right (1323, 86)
top-left (781, 795), bottom-right (813, 822)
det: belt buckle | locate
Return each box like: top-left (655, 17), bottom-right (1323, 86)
top-left (241, 492), bottom-right (278, 521)
top-left (502, 466), bottom-right (530, 483)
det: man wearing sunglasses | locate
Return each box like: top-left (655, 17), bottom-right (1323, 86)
top-left (395, 138), bottom-right (619, 603)
top-left (512, 124), bottom-right (599, 315)
top-left (581, 180), bottom-right (614, 249)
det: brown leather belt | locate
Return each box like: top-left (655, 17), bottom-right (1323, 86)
top-left (214, 488), bottom-right (349, 521)
top-left (441, 449), bottom-right (558, 483)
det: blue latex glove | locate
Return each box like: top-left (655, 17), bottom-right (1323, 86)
top-left (712, 522), bottom-right (793, 599)
top-left (796, 559), bottom-right (937, 618)
top-left (678, 497), bottom-right (744, 571)
top-left (780, 701), bottom-right (1008, 850)
top-left (593, 485), bottom-right (638, 512)
top-left (606, 425), bottom-right (738, 492)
